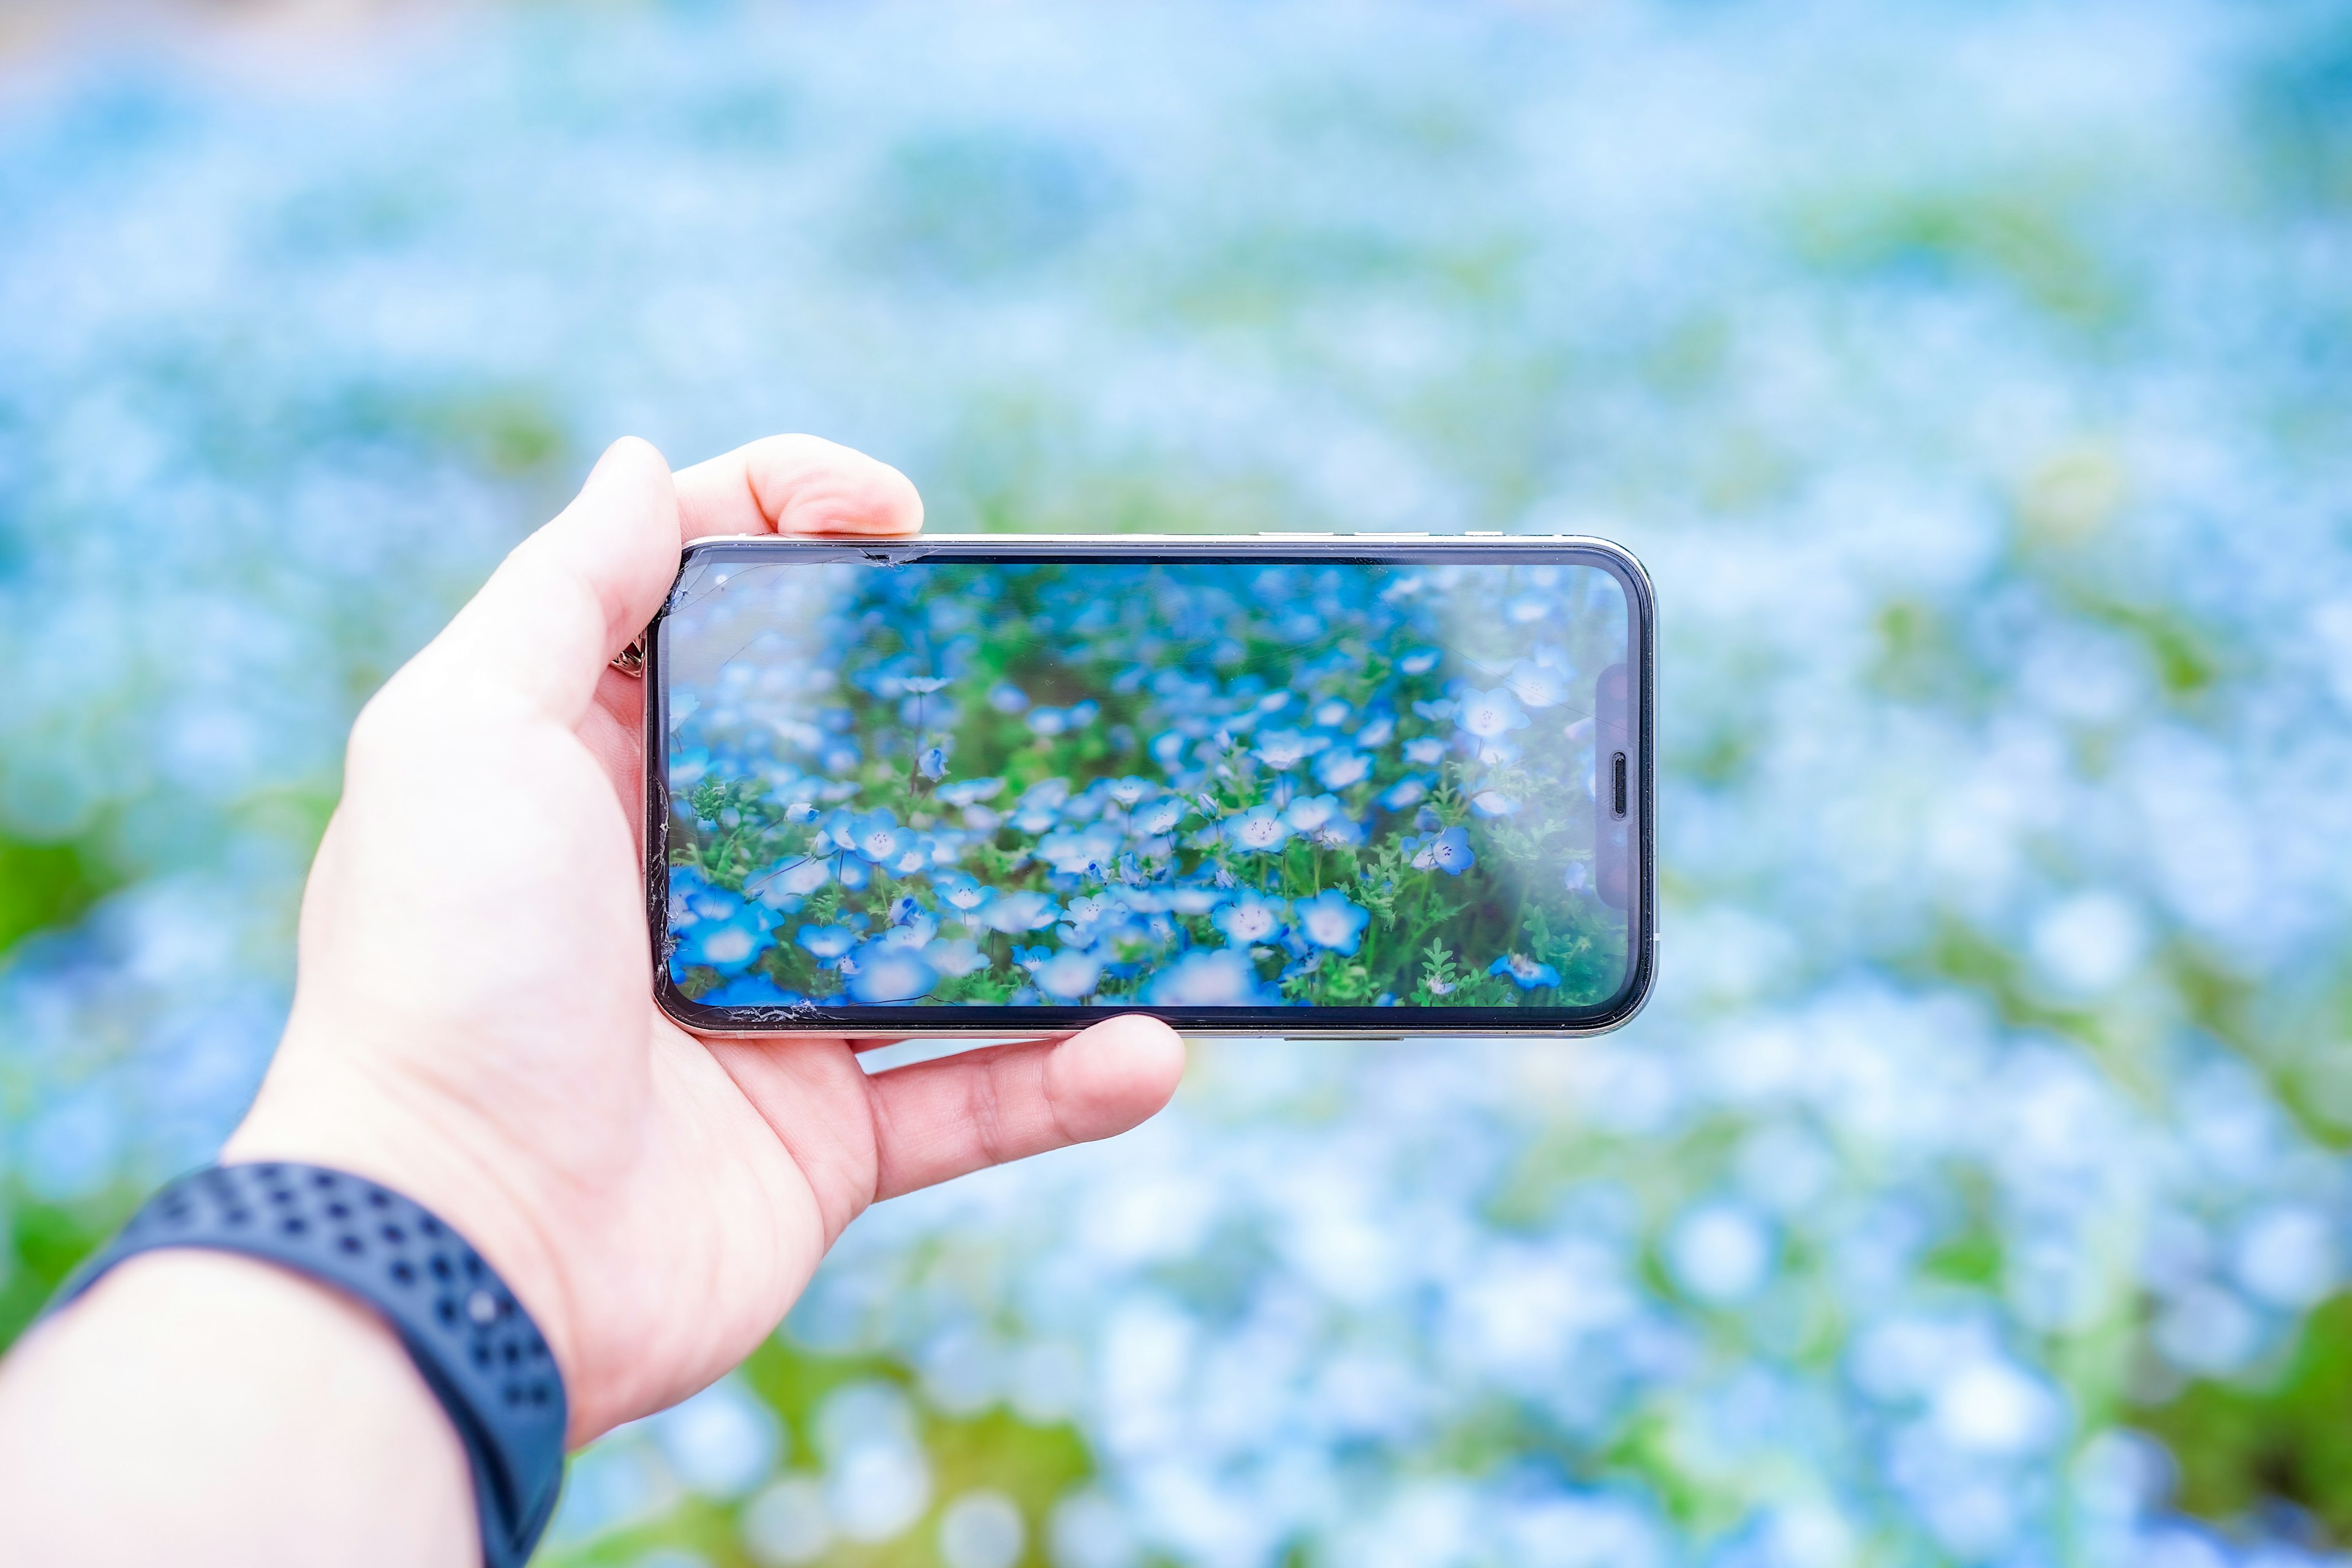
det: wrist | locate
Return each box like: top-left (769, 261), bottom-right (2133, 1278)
top-left (0, 1251), bottom-right (475, 1566)
top-left (224, 1061), bottom-right (585, 1442)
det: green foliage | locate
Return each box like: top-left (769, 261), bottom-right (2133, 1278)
top-left (2136, 1294), bottom-right (2352, 1540)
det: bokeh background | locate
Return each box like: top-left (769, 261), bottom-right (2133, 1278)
top-left (4, 1), bottom-right (2352, 1563)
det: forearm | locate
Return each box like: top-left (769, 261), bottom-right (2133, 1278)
top-left (0, 1250), bottom-right (477, 1567)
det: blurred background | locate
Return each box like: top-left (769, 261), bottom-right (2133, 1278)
top-left (4, 0), bottom-right (2351, 1563)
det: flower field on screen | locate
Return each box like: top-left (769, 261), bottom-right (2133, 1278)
top-left (666, 561), bottom-right (1631, 1010)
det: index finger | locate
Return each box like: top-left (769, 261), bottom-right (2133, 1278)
top-left (673, 434), bottom-right (924, 541)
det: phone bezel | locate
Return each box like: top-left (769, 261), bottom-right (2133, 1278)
top-left (644, 534), bottom-right (1657, 1038)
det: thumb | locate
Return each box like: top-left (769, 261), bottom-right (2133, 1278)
top-left (422, 437), bottom-right (681, 725)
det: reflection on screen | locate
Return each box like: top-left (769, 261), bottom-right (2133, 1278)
top-left (661, 559), bottom-right (1632, 1011)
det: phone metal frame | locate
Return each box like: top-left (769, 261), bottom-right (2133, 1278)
top-left (645, 534), bottom-right (1657, 1039)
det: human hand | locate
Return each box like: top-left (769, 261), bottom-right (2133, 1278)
top-left (223, 436), bottom-right (1186, 1444)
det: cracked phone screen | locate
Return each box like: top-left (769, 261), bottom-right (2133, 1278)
top-left (660, 557), bottom-right (1634, 1011)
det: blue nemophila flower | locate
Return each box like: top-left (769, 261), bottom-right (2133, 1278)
top-left (1489, 952), bottom-right (1562, 989)
top-left (916, 744), bottom-right (951, 780)
top-left (796, 924), bottom-right (858, 965)
top-left (930, 869), bottom-right (993, 914)
top-left (669, 867), bottom-right (736, 926)
top-left (783, 801), bottom-right (819, 824)
top-left (924, 937), bottom-right (986, 976)
top-left (706, 974), bottom-right (802, 1008)
top-left (1212, 891), bottom-right (1287, 944)
top-left (887, 894), bottom-right (923, 925)
top-left (1294, 889), bottom-right (1371, 954)
top-left (1472, 790), bottom-right (1521, 817)
top-left (1456, 688), bottom-right (1531, 739)
top-left (836, 858), bottom-right (872, 891)
top-left (937, 777), bottom-right (1005, 807)
top-left (987, 682), bottom-right (1030, 714)
top-left (981, 889), bottom-right (1060, 933)
top-left (1226, 805), bottom-right (1292, 853)
top-left (1167, 883), bottom-right (1226, 915)
top-left (1133, 796), bottom-right (1186, 836)
top-left (1564, 861), bottom-right (1593, 894)
top-left (677, 902), bottom-right (774, 974)
top-left (843, 939), bottom-right (938, 1003)
top-left (1312, 698), bottom-right (1352, 727)
top-left (1107, 776), bottom-right (1154, 807)
top-left (1505, 658), bottom-right (1573, 709)
top-left (1313, 748), bottom-right (1372, 789)
top-left (1067, 699), bottom-right (1101, 728)
top-left (1142, 948), bottom-right (1279, 1006)
top-left (1412, 698), bottom-right (1456, 722)
top-left (1381, 777), bottom-right (1430, 811)
top-left (1355, 712), bottom-right (1395, 747)
top-left (1403, 737), bottom-right (1448, 766)
top-left (1412, 826), bottom-right (1477, 875)
top-left (755, 856), bottom-right (834, 901)
top-left (1400, 649), bottom-right (1442, 674)
top-left (1285, 793), bottom-right (1344, 833)
top-left (1028, 706), bottom-right (1069, 736)
top-left (1033, 949), bottom-right (1105, 1000)
top-left (846, 810), bottom-right (905, 864)
top-left (1311, 816), bottom-right (1367, 848)
top-left (1254, 729), bottom-right (1324, 771)
top-left (1149, 730), bottom-right (1188, 767)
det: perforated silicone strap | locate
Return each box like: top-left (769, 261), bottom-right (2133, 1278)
top-left (50, 1163), bottom-right (567, 1568)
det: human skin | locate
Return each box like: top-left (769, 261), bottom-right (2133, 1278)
top-left (0, 436), bottom-right (1186, 1566)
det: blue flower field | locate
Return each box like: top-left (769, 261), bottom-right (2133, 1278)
top-left (2, 2), bottom-right (2351, 1565)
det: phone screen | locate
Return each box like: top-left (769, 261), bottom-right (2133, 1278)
top-left (655, 545), bottom-right (1646, 1029)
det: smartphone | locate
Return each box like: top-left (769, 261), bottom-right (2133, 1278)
top-left (644, 535), bottom-right (1655, 1037)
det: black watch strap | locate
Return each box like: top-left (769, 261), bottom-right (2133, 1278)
top-left (48, 1163), bottom-right (568, 1568)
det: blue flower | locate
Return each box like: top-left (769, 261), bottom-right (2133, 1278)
top-left (1489, 952), bottom-right (1562, 990)
top-left (1504, 658), bottom-right (1572, 709)
top-left (924, 937), bottom-right (987, 976)
top-left (1403, 737), bottom-right (1449, 766)
top-left (1107, 775), bottom-right (1155, 807)
top-left (835, 857), bottom-right (873, 891)
top-left (988, 682), bottom-right (1030, 714)
top-left (706, 974), bottom-right (804, 1008)
top-left (1284, 793), bottom-right (1343, 833)
top-left (796, 924), bottom-right (858, 965)
top-left (1471, 790), bottom-right (1520, 817)
top-left (847, 809), bottom-right (904, 864)
top-left (1253, 729), bottom-right (1324, 771)
top-left (1400, 649), bottom-right (1442, 675)
top-left (1313, 748), bottom-right (1371, 788)
top-left (668, 867), bottom-right (737, 926)
top-left (1142, 948), bottom-right (1280, 1006)
top-left (843, 940), bottom-right (938, 1003)
top-left (1212, 891), bottom-right (1287, 944)
top-left (916, 744), bottom-right (951, 780)
top-left (1294, 889), bottom-right (1371, 954)
top-left (1455, 688), bottom-right (1531, 739)
top-left (981, 889), bottom-right (1060, 933)
top-left (1133, 795), bottom-right (1186, 836)
top-left (1225, 805), bottom-right (1292, 854)
top-left (751, 856), bottom-right (832, 903)
top-left (937, 777), bottom-right (1005, 808)
top-left (1354, 711), bottom-right (1396, 747)
top-left (677, 902), bottom-right (775, 974)
top-left (931, 870), bottom-right (996, 917)
top-left (1380, 777), bottom-right (1430, 811)
top-left (1412, 826), bottom-right (1476, 876)
top-left (1032, 949), bottom-right (1106, 1000)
